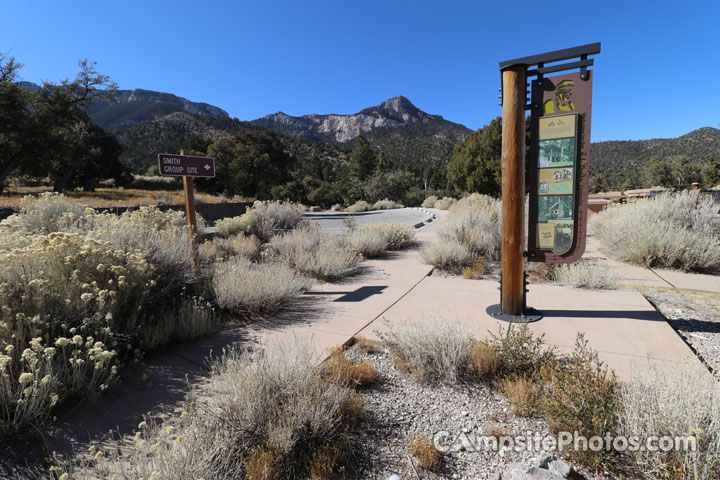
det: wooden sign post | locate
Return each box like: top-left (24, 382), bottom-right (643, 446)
top-left (488, 42), bottom-right (600, 323)
top-left (157, 151), bottom-right (216, 270)
top-left (500, 65), bottom-right (527, 317)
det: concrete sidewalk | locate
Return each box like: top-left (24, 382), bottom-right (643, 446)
top-left (584, 236), bottom-right (720, 293)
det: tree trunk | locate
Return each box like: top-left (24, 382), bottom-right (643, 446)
top-left (53, 170), bottom-right (75, 193)
top-left (82, 177), bottom-right (96, 192)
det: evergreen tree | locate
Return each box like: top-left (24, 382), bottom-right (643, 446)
top-left (347, 134), bottom-right (376, 181)
top-left (446, 117), bottom-right (502, 196)
top-left (703, 157), bottom-right (720, 186)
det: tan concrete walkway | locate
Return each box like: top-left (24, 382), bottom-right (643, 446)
top-left (584, 236), bottom-right (720, 293)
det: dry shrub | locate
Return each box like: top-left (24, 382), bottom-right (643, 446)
top-left (499, 375), bottom-right (541, 417)
top-left (215, 201), bottom-right (307, 241)
top-left (590, 191), bottom-right (720, 273)
top-left (461, 260), bottom-right (486, 279)
top-left (539, 334), bottom-right (621, 469)
top-left (551, 262), bottom-right (617, 289)
top-left (466, 339), bottom-right (499, 380)
top-left (526, 262), bottom-right (553, 283)
top-left (359, 222), bottom-right (415, 250)
top-left (0, 233), bottom-right (154, 434)
top-left (421, 195), bottom-right (438, 208)
top-left (245, 446), bottom-right (281, 480)
top-left (619, 362), bottom-right (720, 479)
top-left (138, 297), bottom-right (217, 351)
top-left (439, 193), bottom-right (501, 260)
top-left (407, 433), bottom-right (441, 471)
top-left (487, 323), bottom-right (557, 379)
top-left (420, 240), bottom-right (474, 273)
top-left (433, 196), bottom-right (457, 210)
top-left (59, 341), bottom-right (360, 479)
top-left (371, 198), bottom-right (403, 210)
top-left (1, 192), bottom-right (88, 234)
top-left (212, 257), bottom-right (312, 317)
top-left (345, 228), bottom-right (388, 258)
top-left (323, 347), bottom-right (378, 387)
top-left (379, 318), bottom-right (471, 383)
top-left (0, 198), bottom-right (219, 435)
top-left (345, 200), bottom-right (371, 213)
top-left (486, 423), bottom-right (507, 439)
top-left (269, 227), bottom-right (362, 281)
top-left (200, 234), bottom-right (261, 262)
top-left (353, 337), bottom-right (377, 354)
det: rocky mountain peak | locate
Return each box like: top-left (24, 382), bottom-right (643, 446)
top-left (378, 95), bottom-right (418, 113)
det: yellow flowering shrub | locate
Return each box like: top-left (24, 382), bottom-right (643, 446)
top-left (0, 233), bottom-right (153, 434)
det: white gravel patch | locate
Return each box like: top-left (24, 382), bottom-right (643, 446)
top-left (350, 347), bottom-right (554, 479)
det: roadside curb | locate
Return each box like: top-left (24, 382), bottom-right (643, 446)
top-left (410, 207), bottom-right (436, 229)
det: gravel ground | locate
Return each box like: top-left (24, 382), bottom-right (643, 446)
top-left (644, 288), bottom-right (720, 376)
top-left (349, 347), bottom-right (557, 479)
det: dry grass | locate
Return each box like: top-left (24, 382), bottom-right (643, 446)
top-left (407, 433), bottom-right (441, 471)
top-left (353, 337), bottom-right (377, 354)
top-left (0, 185), bottom-right (234, 208)
top-left (461, 260), bottom-right (486, 279)
top-left (323, 347), bottom-right (378, 387)
top-left (379, 318), bottom-right (471, 383)
top-left (212, 257), bottom-right (312, 317)
top-left (466, 339), bottom-right (500, 380)
top-left (551, 262), bottom-right (617, 289)
top-left (499, 375), bottom-right (541, 417)
top-left (619, 361), bottom-right (720, 480)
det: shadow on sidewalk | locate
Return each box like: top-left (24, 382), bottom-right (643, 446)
top-left (539, 309), bottom-right (664, 321)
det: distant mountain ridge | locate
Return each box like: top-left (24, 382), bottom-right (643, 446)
top-left (250, 95), bottom-right (471, 145)
top-left (19, 82), bottom-right (229, 130)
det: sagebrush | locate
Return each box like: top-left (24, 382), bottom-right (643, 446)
top-left (590, 191), bottom-right (720, 273)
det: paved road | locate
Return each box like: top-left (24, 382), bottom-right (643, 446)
top-left (305, 208), bottom-right (433, 234)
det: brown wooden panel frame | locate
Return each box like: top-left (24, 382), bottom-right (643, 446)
top-left (527, 71), bottom-right (593, 263)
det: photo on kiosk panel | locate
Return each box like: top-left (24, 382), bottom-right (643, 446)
top-left (537, 221), bottom-right (573, 252)
top-left (538, 137), bottom-right (575, 168)
top-left (538, 167), bottom-right (573, 195)
top-left (537, 195), bottom-right (573, 223)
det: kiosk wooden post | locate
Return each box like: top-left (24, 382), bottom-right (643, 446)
top-left (180, 149), bottom-right (199, 269)
top-left (500, 66), bottom-right (527, 316)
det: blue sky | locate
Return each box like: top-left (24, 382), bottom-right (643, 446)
top-left (1, 0), bottom-right (718, 141)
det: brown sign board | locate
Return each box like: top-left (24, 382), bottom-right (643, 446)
top-left (158, 154), bottom-right (216, 178)
top-left (527, 71), bottom-right (593, 263)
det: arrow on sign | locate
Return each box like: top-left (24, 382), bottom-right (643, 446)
top-left (204, 163), bottom-right (211, 171)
